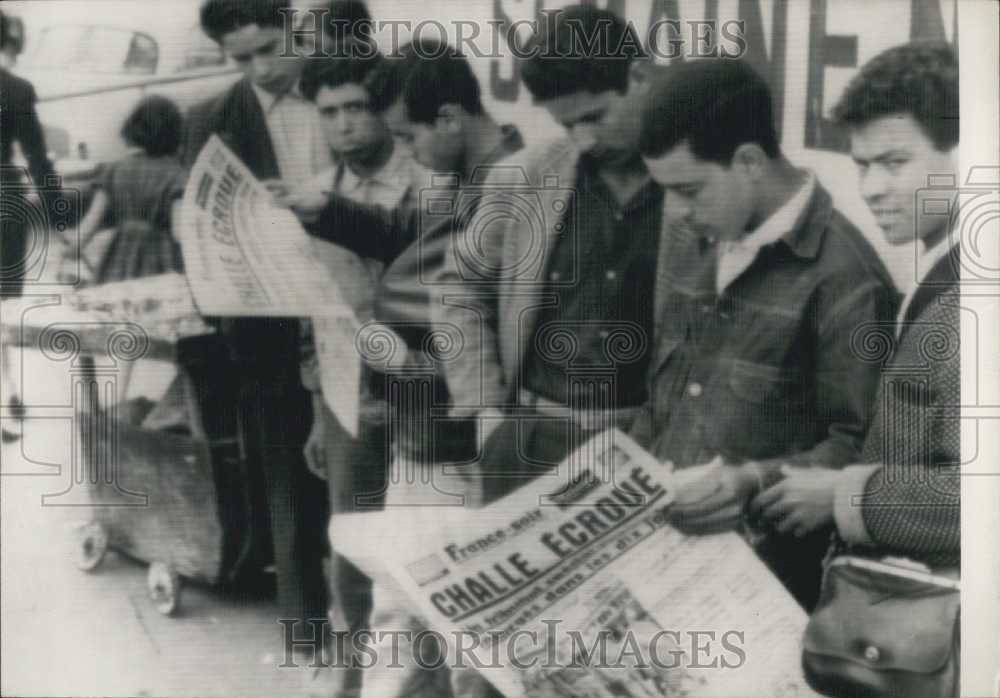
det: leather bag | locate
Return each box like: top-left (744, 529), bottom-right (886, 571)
top-left (802, 555), bottom-right (960, 698)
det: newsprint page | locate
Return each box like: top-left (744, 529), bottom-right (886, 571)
top-left (0, 1), bottom-right (997, 697)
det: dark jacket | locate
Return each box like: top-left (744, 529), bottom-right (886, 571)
top-left (0, 67), bottom-right (55, 188)
top-left (1, 67), bottom-right (57, 295)
top-left (835, 245), bottom-right (961, 567)
top-left (634, 182), bottom-right (899, 479)
top-left (181, 78), bottom-right (298, 374)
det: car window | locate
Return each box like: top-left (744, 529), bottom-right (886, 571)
top-left (178, 24), bottom-right (226, 71)
top-left (124, 33), bottom-right (158, 74)
top-left (20, 24), bottom-right (156, 74)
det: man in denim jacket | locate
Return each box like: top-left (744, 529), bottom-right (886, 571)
top-left (635, 58), bottom-right (898, 610)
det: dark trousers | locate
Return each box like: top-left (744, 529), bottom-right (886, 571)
top-left (476, 412), bottom-right (580, 505)
top-left (753, 527), bottom-right (831, 612)
top-left (236, 371), bottom-right (329, 631)
top-left (319, 402), bottom-right (384, 645)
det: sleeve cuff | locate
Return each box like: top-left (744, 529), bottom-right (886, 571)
top-left (833, 464), bottom-right (880, 545)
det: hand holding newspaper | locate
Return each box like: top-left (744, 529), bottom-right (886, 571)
top-left (331, 430), bottom-right (820, 697)
top-left (175, 136), bottom-right (384, 435)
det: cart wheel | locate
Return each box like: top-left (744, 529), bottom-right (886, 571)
top-left (147, 562), bottom-right (181, 616)
top-left (74, 522), bottom-right (108, 571)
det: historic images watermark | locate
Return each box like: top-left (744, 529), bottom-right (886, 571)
top-left (278, 618), bottom-right (747, 672)
top-left (279, 7), bottom-right (748, 61)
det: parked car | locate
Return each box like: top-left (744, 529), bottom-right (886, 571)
top-left (5, 0), bottom-right (241, 178)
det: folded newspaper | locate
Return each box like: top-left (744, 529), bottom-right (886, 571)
top-left (175, 135), bottom-right (375, 435)
top-left (331, 430), bottom-right (820, 697)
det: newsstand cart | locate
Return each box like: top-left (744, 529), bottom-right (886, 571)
top-left (2, 274), bottom-right (269, 616)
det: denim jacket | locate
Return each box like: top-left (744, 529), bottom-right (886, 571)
top-left (633, 183), bottom-right (899, 482)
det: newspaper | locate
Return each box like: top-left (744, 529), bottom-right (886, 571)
top-left (332, 431), bottom-right (819, 697)
top-left (175, 136), bottom-right (370, 434)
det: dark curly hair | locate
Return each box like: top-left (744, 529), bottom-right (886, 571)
top-left (639, 58), bottom-right (780, 164)
top-left (121, 95), bottom-right (183, 157)
top-left (520, 5), bottom-right (646, 102)
top-left (381, 40), bottom-right (484, 125)
top-left (200, 0), bottom-right (290, 43)
top-left (300, 46), bottom-right (390, 110)
top-left (833, 42), bottom-right (958, 151)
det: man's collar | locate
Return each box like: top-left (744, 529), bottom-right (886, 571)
top-left (777, 175), bottom-right (836, 260)
top-left (251, 80), bottom-right (306, 113)
top-left (339, 139), bottom-right (404, 191)
top-left (731, 171), bottom-right (816, 254)
top-left (917, 229), bottom-right (953, 286)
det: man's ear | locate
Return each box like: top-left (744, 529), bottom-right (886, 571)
top-left (436, 103), bottom-right (464, 133)
top-left (626, 58), bottom-right (655, 95)
top-left (731, 143), bottom-right (769, 178)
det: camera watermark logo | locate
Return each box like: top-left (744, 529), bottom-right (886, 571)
top-left (0, 169), bottom-right (81, 289)
top-left (419, 166), bottom-right (576, 287)
top-left (918, 166), bottom-right (1000, 285)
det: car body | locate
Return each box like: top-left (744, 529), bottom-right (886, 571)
top-left (4, 0), bottom-right (241, 177)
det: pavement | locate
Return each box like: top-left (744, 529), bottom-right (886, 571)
top-left (1, 347), bottom-right (319, 698)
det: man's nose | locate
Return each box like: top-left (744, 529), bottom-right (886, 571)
top-left (329, 112), bottom-right (351, 135)
top-left (569, 124), bottom-right (597, 155)
top-left (860, 165), bottom-right (890, 203)
top-left (664, 191), bottom-right (692, 222)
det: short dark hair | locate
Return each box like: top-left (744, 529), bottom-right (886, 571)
top-left (324, 0), bottom-right (372, 44)
top-left (639, 58), bottom-right (780, 164)
top-left (121, 95), bottom-right (183, 157)
top-left (520, 5), bottom-right (646, 102)
top-left (300, 47), bottom-right (390, 110)
top-left (386, 40), bottom-right (484, 124)
top-left (200, 0), bottom-right (290, 43)
top-left (833, 42), bottom-right (958, 151)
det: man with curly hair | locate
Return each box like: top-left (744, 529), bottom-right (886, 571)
top-left (749, 42), bottom-right (961, 570)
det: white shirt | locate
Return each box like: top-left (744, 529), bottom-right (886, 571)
top-left (895, 233), bottom-right (952, 335)
top-left (308, 140), bottom-right (430, 211)
top-left (252, 83), bottom-right (331, 191)
top-left (716, 173), bottom-right (816, 294)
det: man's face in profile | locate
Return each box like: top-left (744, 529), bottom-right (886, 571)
top-left (644, 142), bottom-right (755, 242)
top-left (221, 23), bottom-right (301, 96)
top-left (849, 113), bottom-right (956, 246)
top-left (541, 88), bottom-right (642, 167)
top-left (383, 98), bottom-right (462, 173)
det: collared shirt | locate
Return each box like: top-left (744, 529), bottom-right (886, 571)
top-left (640, 183), bottom-right (897, 469)
top-left (522, 161), bottom-right (663, 407)
top-left (307, 140), bottom-right (430, 213)
top-left (300, 140), bottom-right (429, 391)
top-left (895, 232), bottom-right (952, 335)
top-left (716, 173), bottom-right (816, 293)
top-left (252, 83), bottom-right (331, 191)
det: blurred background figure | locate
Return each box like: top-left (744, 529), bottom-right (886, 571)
top-left (78, 95), bottom-right (186, 284)
top-left (1, 7), bottom-right (57, 442)
top-left (294, 0), bottom-right (373, 58)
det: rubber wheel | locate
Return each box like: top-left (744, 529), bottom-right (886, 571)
top-left (147, 562), bottom-right (181, 616)
top-left (74, 522), bottom-right (108, 571)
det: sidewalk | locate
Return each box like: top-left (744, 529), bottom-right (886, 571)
top-left (1, 349), bottom-right (311, 698)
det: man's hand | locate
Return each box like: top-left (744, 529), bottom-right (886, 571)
top-left (748, 465), bottom-right (837, 537)
top-left (668, 462), bottom-right (759, 534)
top-left (264, 179), bottom-right (328, 225)
top-left (303, 411), bottom-right (328, 481)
